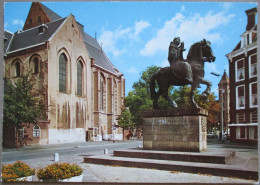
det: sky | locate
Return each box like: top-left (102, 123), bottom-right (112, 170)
top-left (4, 1), bottom-right (258, 99)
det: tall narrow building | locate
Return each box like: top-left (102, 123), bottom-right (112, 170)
top-left (218, 70), bottom-right (230, 134)
top-left (226, 7), bottom-right (257, 144)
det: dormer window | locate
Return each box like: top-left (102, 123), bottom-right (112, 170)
top-left (38, 24), bottom-right (48, 34)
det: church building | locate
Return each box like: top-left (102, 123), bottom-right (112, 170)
top-left (4, 2), bottom-right (125, 146)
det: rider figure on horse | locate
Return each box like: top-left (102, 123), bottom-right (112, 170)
top-left (168, 37), bottom-right (193, 84)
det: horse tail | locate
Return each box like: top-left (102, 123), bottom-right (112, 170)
top-left (150, 73), bottom-right (157, 100)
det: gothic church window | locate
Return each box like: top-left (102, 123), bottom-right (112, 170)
top-left (59, 53), bottom-right (67, 93)
top-left (15, 62), bottom-right (21, 77)
top-left (33, 57), bottom-right (39, 74)
top-left (77, 60), bottom-right (83, 96)
top-left (100, 76), bottom-right (104, 111)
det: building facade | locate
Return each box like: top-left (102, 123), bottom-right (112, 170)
top-left (218, 70), bottom-right (230, 135)
top-left (4, 2), bottom-right (125, 147)
top-left (226, 7), bottom-right (257, 144)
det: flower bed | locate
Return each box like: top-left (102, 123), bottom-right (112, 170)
top-left (36, 163), bottom-right (83, 182)
top-left (2, 161), bottom-right (35, 182)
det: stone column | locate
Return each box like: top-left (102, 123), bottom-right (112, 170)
top-left (142, 107), bottom-right (208, 152)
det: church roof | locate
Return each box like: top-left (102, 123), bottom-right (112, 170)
top-left (84, 42), bottom-right (117, 74)
top-left (40, 3), bottom-right (62, 21)
top-left (6, 18), bottom-right (66, 54)
top-left (4, 30), bottom-right (14, 53)
top-left (4, 2), bottom-right (119, 75)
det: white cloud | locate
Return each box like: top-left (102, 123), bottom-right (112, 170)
top-left (99, 20), bottom-right (150, 57)
top-left (12, 19), bottom-right (24, 28)
top-left (140, 11), bottom-right (235, 57)
top-left (99, 26), bottom-right (131, 57)
top-left (134, 20), bottom-right (151, 36)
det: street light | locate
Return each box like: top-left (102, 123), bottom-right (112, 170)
top-left (210, 72), bottom-right (224, 142)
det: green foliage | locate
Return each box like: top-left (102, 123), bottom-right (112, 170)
top-left (118, 107), bottom-right (134, 129)
top-left (3, 73), bottom-right (47, 128)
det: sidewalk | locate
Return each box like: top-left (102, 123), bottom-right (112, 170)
top-left (2, 140), bottom-right (259, 184)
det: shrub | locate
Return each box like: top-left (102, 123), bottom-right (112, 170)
top-left (36, 163), bottom-right (83, 180)
top-left (2, 161), bottom-right (35, 182)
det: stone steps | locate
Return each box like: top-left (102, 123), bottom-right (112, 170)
top-left (113, 149), bottom-right (235, 164)
top-left (83, 150), bottom-right (258, 180)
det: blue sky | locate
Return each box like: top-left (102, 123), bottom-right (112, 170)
top-left (4, 1), bottom-right (257, 99)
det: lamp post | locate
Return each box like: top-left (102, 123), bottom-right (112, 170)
top-left (210, 72), bottom-right (224, 142)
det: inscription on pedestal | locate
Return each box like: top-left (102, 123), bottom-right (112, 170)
top-left (142, 108), bottom-right (208, 152)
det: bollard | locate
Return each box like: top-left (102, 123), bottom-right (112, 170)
top-left (54, 153), bottom-right (59, 162)
top-left (104, 149), bottom-right (108, 154)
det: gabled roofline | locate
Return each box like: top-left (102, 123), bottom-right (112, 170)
top-left (5, 30), bottom-right (14, 53)
top-left (18, 17), bottom-right (66, 34)
top-left (48, 15), bottom-right (70, 42)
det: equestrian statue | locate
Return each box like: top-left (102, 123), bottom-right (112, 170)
top-left (150, 37), bottom-right (216, 109)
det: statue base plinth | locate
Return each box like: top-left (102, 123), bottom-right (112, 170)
top-left (142, 107), bottom-right (208, 152)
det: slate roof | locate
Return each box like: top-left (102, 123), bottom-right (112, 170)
top-left (7, 18), bottom-right (66, 53)
top-left (84, 41), bottom-right (117, 74)
top-left (41, 3), bottom-right (62, 21)
top-left (4, 31), bottom-right (14, 53)
top-left (5, 2), bottom-right (119, 75)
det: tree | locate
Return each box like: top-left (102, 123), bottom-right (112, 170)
top-left (125, 65), bottom-right (220, 129)
top-left (126, 65), bottom-right (161, 128)
top-left (117, 107), bottom-right (134, 129)
top-left (3, 73), bottom-right (47, 128)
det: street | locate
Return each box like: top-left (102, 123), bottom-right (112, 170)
top-left (2, 140), bottom-right (142, 162)
top-left (1, 139), bottom-right (258, 183)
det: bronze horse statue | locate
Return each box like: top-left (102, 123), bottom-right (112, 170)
top-left (150, 39), bottom-right (216, 109)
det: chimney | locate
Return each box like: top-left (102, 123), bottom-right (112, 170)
top-left (245, 7), bottom-right (257, 31)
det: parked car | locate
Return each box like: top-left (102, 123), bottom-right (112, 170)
top-left (207, 132), bottom-right (218, 139)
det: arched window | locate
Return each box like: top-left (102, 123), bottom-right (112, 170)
top-left (77, 61), bottom-right (83, 96)
top-left (100, 77), bottom-right (104, 111)
top-left (33, 57), bottom-right (39, 74)
top-left (15, 62), bottom-right (20, 77)
top-left (59, 53), bottom-right (67, 92)
top-left (33, 125), bottom-right (41, 137)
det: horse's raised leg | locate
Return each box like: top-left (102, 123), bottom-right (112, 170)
top-left (199, 78), bottom-right (212, 98)
top-left (190, 79), bottom-right (200, 107)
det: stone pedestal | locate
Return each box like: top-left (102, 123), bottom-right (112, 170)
top-left (142, 107), bottom-right (208, 152)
